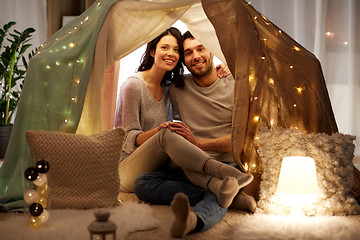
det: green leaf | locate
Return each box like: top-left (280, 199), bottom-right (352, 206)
top-left (3, 21), bottom-right (16, 31)
top-left (9, 33), bottom-right (20, 41)
top-left (20, 44), bottom-right (31, 54)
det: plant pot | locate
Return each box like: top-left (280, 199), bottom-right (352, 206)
top-left (0, 125), bottom-right (13, 159)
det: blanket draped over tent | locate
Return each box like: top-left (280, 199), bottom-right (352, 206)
top-left (0, 0), bottom-right (353, 211)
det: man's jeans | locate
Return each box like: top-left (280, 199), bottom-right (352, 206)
top-left (134, 169), bottom-right (227, 232)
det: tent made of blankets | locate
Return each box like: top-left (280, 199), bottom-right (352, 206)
top-left (0, 0), bottom-right (339, 211)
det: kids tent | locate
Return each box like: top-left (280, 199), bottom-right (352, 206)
top-left (0, 0), bottom-right (340, 211)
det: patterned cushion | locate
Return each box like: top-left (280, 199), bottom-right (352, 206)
top-left (256, 127), bottom-right (360, 215)
top-left (25, 127), bottom-right (125, 209)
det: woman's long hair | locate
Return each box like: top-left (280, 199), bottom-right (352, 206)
top-left (138, 27), bottom-right (184, 88)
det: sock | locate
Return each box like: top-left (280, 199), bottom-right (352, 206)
top-left (204, 159), bottom-right (254, 188)
top-left (208, 176), bottom-right (240, 208)
top-left (230, 192), bottom-right (257, 213)
top-left (170, 193), bottom-right (197, 238)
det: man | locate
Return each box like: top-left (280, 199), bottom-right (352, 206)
top-left (134, 31), bottom-right (256, 237)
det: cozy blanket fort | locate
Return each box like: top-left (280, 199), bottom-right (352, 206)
top-left (1, 0), bottom-right (360, 239)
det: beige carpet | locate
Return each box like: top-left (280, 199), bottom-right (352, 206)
top-left (125, 204), bottom-right (246, 240)
top-left (124, 204), bottom-right (360, 240)
top-left (121, 193), bottom-right (360, 240)
top-left (0, 194), bottom-right (360, 240)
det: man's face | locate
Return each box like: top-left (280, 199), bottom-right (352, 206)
top-left (183, 38), bottom-right (214, 79)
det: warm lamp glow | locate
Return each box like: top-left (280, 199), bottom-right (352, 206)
top-left (276, 156), bottom-right (320, 214)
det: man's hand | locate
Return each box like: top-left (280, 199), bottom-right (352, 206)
top-left (168, 122), bottom-right (231, 153)
top-left (168, 121), bottom-right (201, 147)
top-left (216, 64), bottom-right (231, 78)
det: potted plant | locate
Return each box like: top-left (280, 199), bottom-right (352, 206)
top-left (0, 21), bottom-right (36, 158)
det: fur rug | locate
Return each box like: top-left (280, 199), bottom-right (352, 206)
top-left (0, 201), bottom-right (159, 240)
top-left (230, 214), bottom-right (360, 240)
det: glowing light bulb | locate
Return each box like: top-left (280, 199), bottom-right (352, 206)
top-left (261, 56), bottom-right (265, 60)
top-left (55, 61), bottom-right (60, 66)
top-left (254, 116), bottom-right (260, 122)
top-left (46, 65), bottom-right (51, 70)
top-left (344, 41), bottom-right (348, 45)
top-left (293, 46), bottom-right (301, 52)
top-left (269, 78), bottom-right (274, 84)
top-left (254, 16), bottom-right (257, 20)
top-left (254, 97), bottom-right (258, 100)
top-left (244, 163), bottom-right (249, 171)
top-left (325, 31), bottom-right (334, 38)
top-left (296, 87), bottom-right (303, 93)
top-left (69, 42), bottom-right (75, 48)
top-left (290, 65), bottom-right (294, 69)
top-left (64, 119), bottom-right (68, 123)
top-left (249, 74), bottom-right (255, 82)
top-left (279, 30), bottom-right (282, 33)
top-left (74, 79), bottom-right (80, 84)
top-left (97, 2), bottom-right (101, 6)
top-left (293, 104), bottom-right (297, 107)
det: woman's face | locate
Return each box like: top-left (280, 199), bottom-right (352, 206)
top-left (151, 34), bottom-right (180, 72)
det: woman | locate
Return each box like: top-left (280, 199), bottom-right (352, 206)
top-left (115, 27), bottom-right (252, 208)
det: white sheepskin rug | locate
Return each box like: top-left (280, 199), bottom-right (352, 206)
top-left (0, 201), bottom-right (159, 240)
top-left (230, 214), bottom-right (360, 240)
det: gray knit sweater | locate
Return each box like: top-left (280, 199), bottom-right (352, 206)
top-left (115, 72), bottom-right (171, 162)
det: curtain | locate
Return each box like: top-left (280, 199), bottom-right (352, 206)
top-left (0, 0), bottom-right (47, 53)
top-left (249, 0), bottom-right (360, 155)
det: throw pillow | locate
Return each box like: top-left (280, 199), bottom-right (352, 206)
top-left (25, 127), bottom-right (125, 209)
top-left (256, 127), bottom-right (360, 216)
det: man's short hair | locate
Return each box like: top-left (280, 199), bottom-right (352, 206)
top-left (182, 31), bottom-right (194, 42)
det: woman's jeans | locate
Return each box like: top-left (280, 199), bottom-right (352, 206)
top-left (134, 169), bottom-right (227, 232)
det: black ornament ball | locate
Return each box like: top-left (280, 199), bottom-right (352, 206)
top-left (29, 203), bottom-right (44, 217)
top-left (24, 167), bottom-right (39, 182)
top-left (36, 160), bottom-right (49, 173)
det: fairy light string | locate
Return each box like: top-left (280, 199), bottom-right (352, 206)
top-left (242, 1), bottom-right (315, 173)
top-left (33, 0), bottom-right (105, 132)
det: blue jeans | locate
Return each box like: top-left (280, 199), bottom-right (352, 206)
top-left (134, 169), bottom-right (227, 232)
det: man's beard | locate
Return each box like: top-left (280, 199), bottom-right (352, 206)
top-left (188, 58), bottom-right (213, 79)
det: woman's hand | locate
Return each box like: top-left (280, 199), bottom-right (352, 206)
top-left (156, 121), bottom-right (171, 132)
top-left (216, 63), bottom-right (231, 78)
top-left (136, 121), bottom-right (171, 147)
